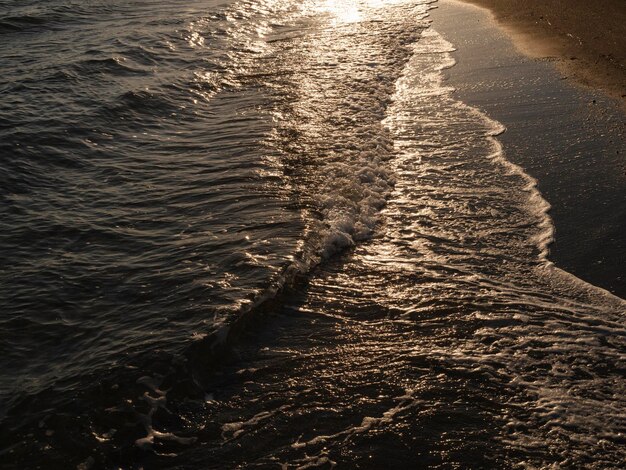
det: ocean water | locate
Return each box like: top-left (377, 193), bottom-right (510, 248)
top-left (0, 0), bottom-right (624, 468)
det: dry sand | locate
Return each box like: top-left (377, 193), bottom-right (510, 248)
top-left (459, 0), bottom-right (626, 105)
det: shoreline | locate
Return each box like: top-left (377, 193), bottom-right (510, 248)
top-left (431, 0), bottom-right (626, 298)
top-left (456, 0), bottom-right (626, 108)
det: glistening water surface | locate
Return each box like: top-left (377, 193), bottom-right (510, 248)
top-left (0, 0), bottom-right (624, 468)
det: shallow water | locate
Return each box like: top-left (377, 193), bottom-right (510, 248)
top-left (0, 0), bottom-right (624, 468)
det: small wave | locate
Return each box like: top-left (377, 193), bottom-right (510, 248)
top-left (0, 14), bottom-right (48, 34)
top-left (71, 57), bottom-right (150, 77)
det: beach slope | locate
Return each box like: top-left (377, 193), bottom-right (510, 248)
top-left (459, 0), bottom-right (625, 104)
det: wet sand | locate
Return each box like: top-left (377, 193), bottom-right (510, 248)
top-left (458, 0), bottom-right (625, 106)
top-left (431, 0), bottom-right (625, 297)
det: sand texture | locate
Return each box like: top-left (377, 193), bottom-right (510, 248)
top-left (459, 0), bottom-right (626, 105)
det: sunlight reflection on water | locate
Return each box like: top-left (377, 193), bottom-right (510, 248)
top-left (317, 0), bottom-right (412, 25)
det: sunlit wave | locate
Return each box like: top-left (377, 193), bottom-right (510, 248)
top-left (317, 0), bottom-right (411, 25)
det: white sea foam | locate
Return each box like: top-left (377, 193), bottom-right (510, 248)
top-left (380, 23), bottom-right (626, 467)
top-left (133, 375), bottom-right (197, 452)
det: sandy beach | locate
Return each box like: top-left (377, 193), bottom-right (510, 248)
top-left (432, 1), bottom-right (626, 296)
top-left (459, 0), bottom-right (625, 106)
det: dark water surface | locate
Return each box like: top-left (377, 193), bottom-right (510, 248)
top-left (1, 0), bottom-right (624, 468)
